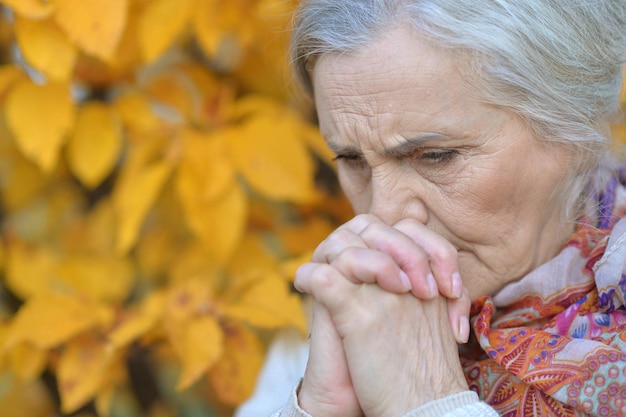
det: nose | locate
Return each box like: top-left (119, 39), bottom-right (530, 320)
top-left (368, 170), bottom-right (429, 225)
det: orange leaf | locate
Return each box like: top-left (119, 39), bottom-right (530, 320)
top-left (14, 16), bottom-right (77, 81)
top-left (57, 335), bottom-right (114, 414)
top-left (54, 0), bottom-right (128, 61)
top-left (113, 159), bottom-right (172, 254)
top-left (67, 102), bottom-right (123, 188)
top-left (177, 174), bottom-right (248, 264)
top-left (5, 79), bottom-right (74, 172)
top-left (228, 99), bottom-right (317, 203)
top-left (5, 292), bottom-right (100, 350)
top-left (222, 272), bottom-right (307, 335)
top-left (0, 0), bottom-right (54, 19)
top-left (207, 322), bottom-right (264, 406)
top-left (5, 242), bottom-right (57, 300)
top-left (166, 315), bottom-right (224, 391)
top-left (138, 0), bottom-right (193, 63)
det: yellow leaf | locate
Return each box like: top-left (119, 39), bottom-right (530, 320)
top-left (222, 272), bottom-right (307, 334)
top-left (5, 242), bottom-right (57, 300)
top-left (193, 0), bottom-right (256, 66)
top-left (54, 0), bottom-right (128, 61)
top-left (8, 342), bottom-right (47, 382)
top-left (178, 175), bottom-right (248, 264)
top-left (113, 160), bottom-right (172, 254)
top-left (0, 65), bottom-right (26, 101)
top-left (167, 278), bottom-right (216, 322)
top-left (227, 233), bottom-right (279, 280)
top-left (5, 292), bottom-right (100, 349)
top-left (277, 216), bottom-right (334, 256)
top-left (107, 291), bottom-right (165, 348)
top-left (57, 335), bottom-right (113, 414)
top-left (0, 374), bottom-right (56, 417)
top-left (621, 66), bottom-right (626, 104)
top-left (14, 16), bottom-right (77, 81)
top-left (166, 315), bottom-right (224, 391)
top-left (228, 101), bottom-right (317, 203)
top-left (177, 128), bottom-right (236, 203)
top-left (207, 322), bottom-right (264, 406)
top-left (0, 0), bottom-right (54, 19)
top-left (5, 80), bottom-right (74, 173)
top-left (138, 0), bottom-right (192, 63)
top-left (67, 102), bottom-right (123, 188)
top-left (113, 90), bottom-right (161, 135)
top-left (56, 254), bottom-right (134, 303)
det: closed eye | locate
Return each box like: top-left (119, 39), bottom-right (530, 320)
top-left (417, 150), bottom-right (458, 163)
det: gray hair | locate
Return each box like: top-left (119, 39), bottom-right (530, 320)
top-left (290, 0), bottom-right (626, 218)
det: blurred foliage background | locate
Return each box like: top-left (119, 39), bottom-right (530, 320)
top-left (0, 0), bottom-right (354, 416)
top-left (0, 1), bottom-right (624, 417)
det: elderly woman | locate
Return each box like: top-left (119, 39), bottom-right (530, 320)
top-left (236, 0), bottom-right (626, 416)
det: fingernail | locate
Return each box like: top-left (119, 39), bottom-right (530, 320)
top-left (426, 273), bottom-right (438, 298)
top-left (451, 272), bottom-right (463, 299)
top-left (399, 271), bottom-right (412, 291)
top-left (458, 315), bottom-right (470, 343)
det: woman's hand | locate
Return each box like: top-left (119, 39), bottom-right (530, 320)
top-left (294, 214), bottom-right (471, 416)
top-left (296, 265), bottom-right (470, 417)
top-left (311, 214), bottom-right (470, 343)
top-left (298, 302), bottom-right (363, 417)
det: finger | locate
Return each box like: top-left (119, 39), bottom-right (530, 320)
top-left (393, 218), bottom-right (463, 300)
top-left (446, 286), bottom-right (472, 344)
top-left (358, 221), bottom-right (438, 299)
top-left (330, 247), bottom-right (412, 293)
top-left (312, 214), bottom-right (383, 264)
top-left (295, 262), bottom-right (354, 312)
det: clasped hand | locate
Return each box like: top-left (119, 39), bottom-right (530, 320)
top-left (294, 214), bottom-right (471, 417)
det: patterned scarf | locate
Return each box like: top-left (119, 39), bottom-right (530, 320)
top-left (461, 172), bottom-right (626, 417)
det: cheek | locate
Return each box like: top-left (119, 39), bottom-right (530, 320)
top-left (338, 167), bottom-right (372, 214)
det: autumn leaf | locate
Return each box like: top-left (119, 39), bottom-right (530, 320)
top-left (5, 292), bottom-right (100, 350)
top-left (8, 342), bottom-right (47, 382)
top-left (0, 65), bottom-right (26, 101)
top-left (5, 79), bottom-right (74, 172)
top-left (57, 334), bottom-right (115, 413)
top-left (13, 16), bottom-right (77, 81)
top-left (193, 0), bottom-right (256, 68)
top-left (176, 128), bottom-right (236, 203)
top-left (56, 254), bottom-right (135, 303)
top-left (222, 272), bottom-right (307, 335)
top-left (107, 291), bottom-right (165, 348)
top-left (113, 159), bottom-right (172, 254)
top-left (0, 375), bottom-right (56, 417)
top-left (166, 315), bottom-right (224, 391)
top-left (0, 0), bottom-right (54, 19)
top-left (227, 100), bottom-right (317, 203)
top-left (137, 0), bottom-right (193, 63)
top-left (5, 242), bottom-right (57, 300)
top-left (178, 175), bottom-right (248, 264)
top-left (54, 0), bottom-right (129, 61)
top-left (207, 322), bottom-right (264, 406)
top-left (67, 102), bottom-right (123, 188)
top-left (113, 90), bottom-right (161, 135)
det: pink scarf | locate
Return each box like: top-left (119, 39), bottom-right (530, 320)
top-left (461, 173), bottom-right (626, 416)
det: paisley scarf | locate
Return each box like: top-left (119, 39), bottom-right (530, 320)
top-left (461, 172), bottom-right (626, 417)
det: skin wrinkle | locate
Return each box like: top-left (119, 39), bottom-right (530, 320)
top-left (313, 24), bottom-right (577, 299)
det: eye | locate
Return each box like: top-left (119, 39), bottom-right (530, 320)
top-left (333, 153), bottom-right (370, 170)
top-left (418, 150), bottom-right (458, 163)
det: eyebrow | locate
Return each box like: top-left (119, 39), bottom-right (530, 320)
top-left (384, 133), bottom-right (450, 158)
top-left (325, 133), bottom-right (449, 158)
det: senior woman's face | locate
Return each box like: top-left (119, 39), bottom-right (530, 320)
top-left (312, 25), bottom-right (575, 299)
